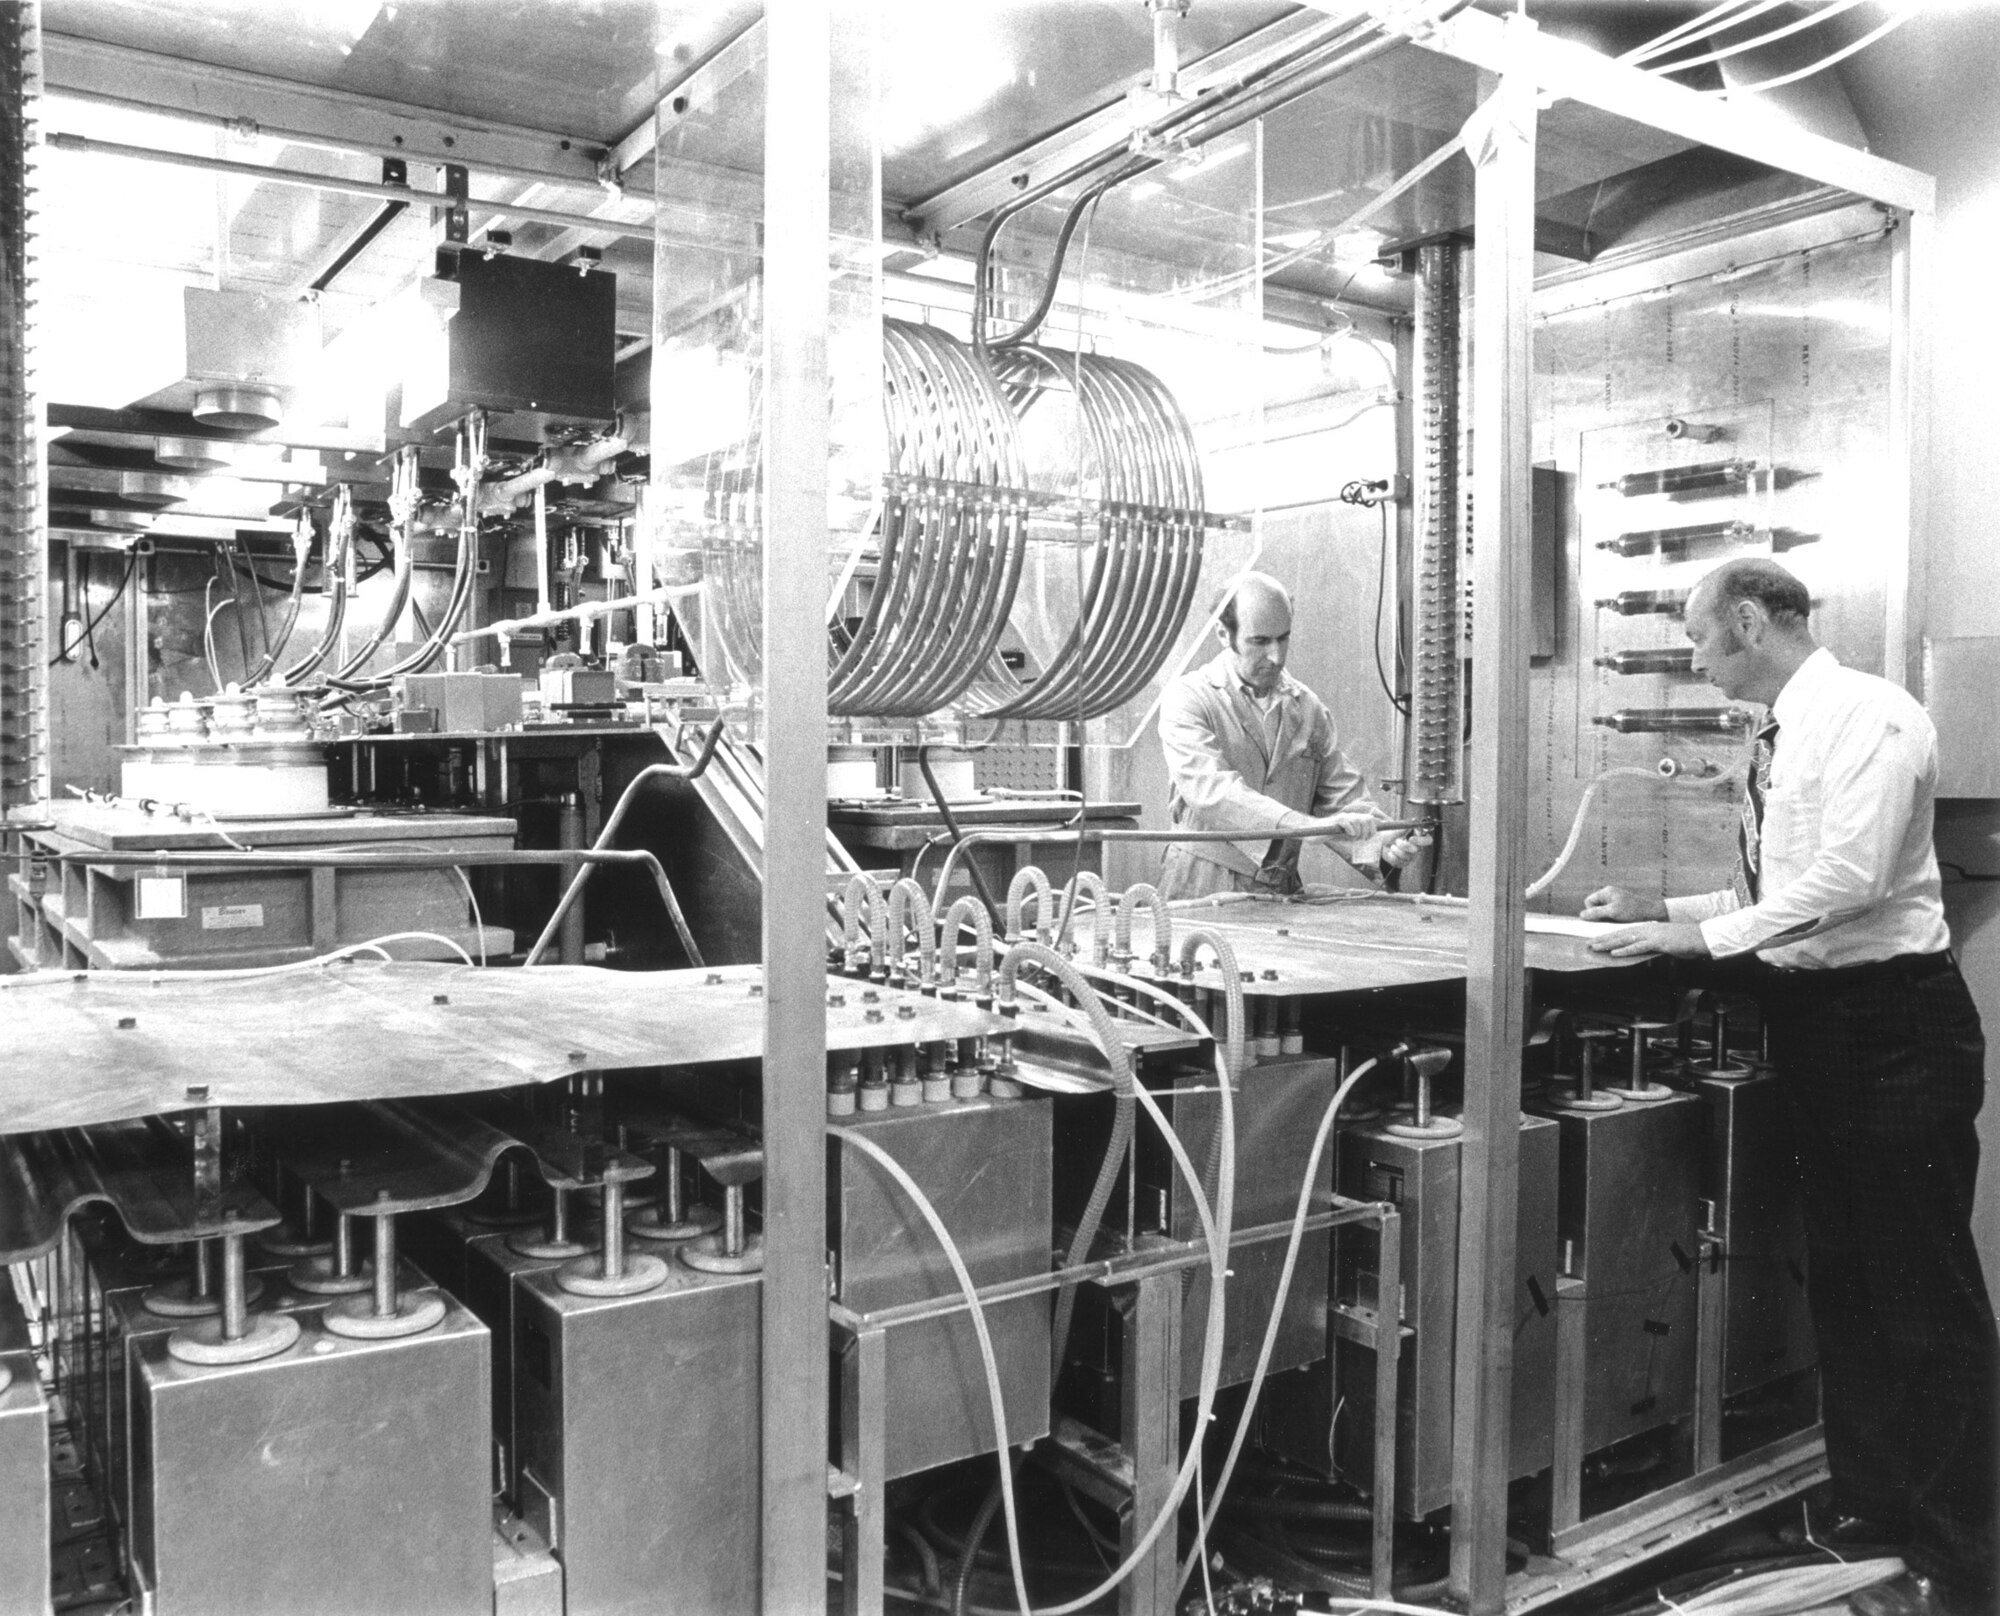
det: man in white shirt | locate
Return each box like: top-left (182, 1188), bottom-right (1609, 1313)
top-left (1583, 558), bottom-right (1994, 1616)
top-left (1157, 572), bottom-right (1425, 900)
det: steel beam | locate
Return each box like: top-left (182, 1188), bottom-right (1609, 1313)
top-left (1448, 23), bottom-right (1537, 1614)
top-left (604, 16), bottom-right (764, 182)
top-left (43, 31), bottom-right (604, 186)
top-left (1887, 205), bottom-right (1929, 692)
top-left (903, 7), bottom-right (1363, 236)
top-left (760, 1), bottom-right (833, 1611)
top-left (1427, 7), bottom-right (1934, 215)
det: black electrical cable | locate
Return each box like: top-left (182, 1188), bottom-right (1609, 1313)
top-left (1371, 498), bottom-right (1410, 717)
top-left (1941, 861), bottom-right (2000, 883)
top-left (48, 550), bottom-right (137, 669)
top-left (919, 744), bottom-right (1004, 926)
top-left (77, 550), bottom-right (100, 671)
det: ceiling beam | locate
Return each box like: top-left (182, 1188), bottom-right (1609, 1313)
top-left (602, 16), bottom-right (765, 183)
top-left (44, 31), bottom-right (609, 189)
top-left (902, 7), bottom-right (1371, 237)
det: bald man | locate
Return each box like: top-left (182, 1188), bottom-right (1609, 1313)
top-left (1157, 572), bottom-right (1424, 900)
top-left (1584, 558), bottom-right (1994, 1616)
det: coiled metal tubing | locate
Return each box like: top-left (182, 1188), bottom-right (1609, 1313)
top-left (979, 344), bottom-right (1204, 722)
top-left (829, 320), bottom-right (1027, 716)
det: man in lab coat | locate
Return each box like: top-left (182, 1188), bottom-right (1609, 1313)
top-left (1158, 572), bottom-right (1424, 899)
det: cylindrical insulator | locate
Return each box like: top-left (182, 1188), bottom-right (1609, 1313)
top-left (1595, 647), bottom-right (1696, 675)
top-left (1596, 589), bottom-right (1690, 617)
top-left (1592, 707), bottom-right (1752, 735)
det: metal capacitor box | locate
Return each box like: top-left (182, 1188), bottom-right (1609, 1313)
top-left (129, 1302), bottom-right (492, 1616)
top-left (510, 1262), bottom-right (761, 1616)
top-left (1263, 1112), bottom-right (1559, 1517)
top-left (1691, 1072), bottom-right (1815, 1395)
top-left (0, 1285), bottom-right (50, 1616)
top-left (1545, 1090), bottom-right (1705, 1455)
top-left (830, 1093), bottom-right (1053, 1479)
top-left (1173, 1054), bottom-right (1340, 1391)
top-left (405, 1206), bottom-right (573, 1509)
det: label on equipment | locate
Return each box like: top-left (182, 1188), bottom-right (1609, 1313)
top-left (135, 876), bottom-right (187, 921)
top-left (200, 903), bottom-right (265, 931)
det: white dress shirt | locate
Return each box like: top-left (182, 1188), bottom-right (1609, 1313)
top-left (1665, 647), bottom-right (1951, 967)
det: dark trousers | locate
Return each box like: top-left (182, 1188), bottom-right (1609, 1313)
top-left (1763, 952), bottom-right (1997, 1595)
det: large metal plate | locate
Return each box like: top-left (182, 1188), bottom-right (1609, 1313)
top-left (0, 1117), bottom-right (281, 1264)
top-left (0, 962), bottom-right (1010, 1134)
top-left (1169, 891), bottom-right (1641, 994)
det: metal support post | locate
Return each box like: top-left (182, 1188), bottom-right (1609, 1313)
top-left (838, 1326), bottom-right (887, 1616)
top-left (1449, 23), bottom-right (1538, 1614)
top-left (761, 1), bottom-right (834, 1609)
top-left (1550, 1275), bottom-right (1587, 1535)
top-left (1118, 1272), bottom-right (1181, 1616)
top-left (1693, 1231), bottom-right (1727, 1472)
top-left (1370, 1204), bottom-right (1402, 1601)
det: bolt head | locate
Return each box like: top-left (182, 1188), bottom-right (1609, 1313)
top-left (705, 972), bottom-right (724, 986)
top-left (117, 1016), bottom-right (137, 1030)
top-left (568, 1050), bottom-right (586, 1062)
top-left (861, 989), bottom-right (880, 1003)
top-left (864, 1008), bottom-right (885, 1023)
top-left (827, 993), bottom-right (846, 1008)
top-left (896, 1003), bottom-right (916, 1019)
top-left (433, 994), bottom-right (450, 1005)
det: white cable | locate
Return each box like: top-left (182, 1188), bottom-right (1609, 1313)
top-left (1525, 765), bottom-right (1738, 901)
top-left (0, 930), bottom-right (475, 987)
top-left (995, 943), bottom-right (1237, 1616)
top-left (1637, 0), bottom-right (1870, 74)
top-left (1621, 0), bottom-right (1780, 64)
top-left (1702, 6), bottom-right (1916, 95)
top-left (829, 1125), bottom-right (1034, 1616)
top-left (1179, 1057), bottom-right (1382, 1591)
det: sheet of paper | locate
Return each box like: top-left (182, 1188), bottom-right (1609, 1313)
top-left (1524, 913), bottom-right (1624, 939)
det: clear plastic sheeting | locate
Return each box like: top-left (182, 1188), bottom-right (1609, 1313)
top-left (648, 11), bottom-right (882, 740)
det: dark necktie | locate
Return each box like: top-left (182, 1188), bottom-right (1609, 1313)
top-left (1733, 719), bottom-right (1779, 905)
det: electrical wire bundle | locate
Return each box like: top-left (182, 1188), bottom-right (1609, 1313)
top-left (829, 320), bottom-right (1030, 716)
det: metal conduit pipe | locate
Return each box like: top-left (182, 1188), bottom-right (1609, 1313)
top-left (244, 512), bottom-right (314, 685)
top-left (841, 873), bottom-right (884, 974)
top-left (326, 450), bottom-right (417, 684)
top-left (936, 895), bottom-right (995, 999)
top-left (1003, 864), bottom-right (1054, 945)
top-left (44, 132), bottom-right (655, 242)
top-left (279, 484), bottom-right (353, 685)
top-left (885, 877), bottom-right (936, 987)
top-left (1114, 883), bottom-right (1173, 974)
top-left (521, 718), bottom-right (724, 967)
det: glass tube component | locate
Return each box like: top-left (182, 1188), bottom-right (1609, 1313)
top-left (1595, 589), bottom-right (1690, 616)
top-left (1602, 458), bottom-right (1759, 498)
top-left (1596, 520), bottom-right (1753, 557)
top-left (1591, 706), bottom-right (1752, 734)
top-left (1594, 646), bottom-right (1696, 675)
top-left (1406, 240), bottom-right (1467, 805)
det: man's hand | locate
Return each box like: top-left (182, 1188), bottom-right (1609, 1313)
top-left (1580, 885), bottom-right (1669, 923)
top-left (1587, 921), bottom-right (1711, 959)
top-left (1366, 829), bottom-right (1432, 871)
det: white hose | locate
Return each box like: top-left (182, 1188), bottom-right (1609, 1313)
top-left (990, 943), bottom-right (1236, 1616)
top-left (0, 931), bottom-right (475, 988)
top-left (1180, 1056), bottom-right (1381, 1591)
top-left (830, 1125), bottom-right (1034, 1616)
top-left (1526, 764), bottom-right (1734, 900)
